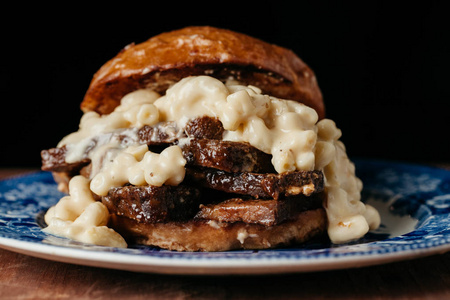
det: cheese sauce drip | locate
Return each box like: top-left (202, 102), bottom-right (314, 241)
top-left (45, 75), bottom-right (380, 246)
top-left (44, 176), bottom-right (127, 247)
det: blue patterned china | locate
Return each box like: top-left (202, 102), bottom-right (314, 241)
top-left (1, 159), bottom-right (449, 274)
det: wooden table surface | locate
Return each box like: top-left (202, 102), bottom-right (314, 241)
top-left (1, 165), bottom-right (450, 300)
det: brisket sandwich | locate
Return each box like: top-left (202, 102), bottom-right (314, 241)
top-left (41, 26), bottom-right (380, 251)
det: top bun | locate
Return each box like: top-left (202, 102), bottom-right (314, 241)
top-left (81, 26), bottom-right (325, 118)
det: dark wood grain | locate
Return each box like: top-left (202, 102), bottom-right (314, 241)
top-left (1, 165), bottom-right (450, 299)
top-left (1, 248), bottom-right (450, 299)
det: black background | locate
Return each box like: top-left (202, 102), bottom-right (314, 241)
top-left (1, 2), bottom-right (449, 168)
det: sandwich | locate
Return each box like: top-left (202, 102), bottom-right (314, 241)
top-left (41, 26), bottom-right (380, 251)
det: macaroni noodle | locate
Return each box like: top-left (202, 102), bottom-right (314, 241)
top-left (45, 75), bottom-right (380, 246)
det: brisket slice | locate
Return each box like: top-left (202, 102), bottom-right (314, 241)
top-left (102, 184), bottom-right (201, 223)
top-left (195, 196), bottom-right (323, 226)
top-left (101, 183), bottom-right (323, 226)
top-left (137, 116), bottom-right (224, 144)
top-left (41, 138), bottom-right (273, 175)
top-left (41, 117), bottom-right (227, 173)
top-left (184, 116), bottom-right (224, 139)
top-left (185, 168), bottom-right (324, 199)
top-left (40, 124), bottom-right (181, 173)
top-left (137, 122), bottom-right (184, 145)
top-left (182, 139), bottom-right (274, 173)
top-left (41, 146), bottom-right (90, 172)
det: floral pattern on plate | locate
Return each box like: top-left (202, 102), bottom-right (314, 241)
top-left (0, 159), bottom-right (449, 274)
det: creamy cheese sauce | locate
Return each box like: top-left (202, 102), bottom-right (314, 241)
top-left (44, 75), bottom-right (380, 247)
top-left (44, 176), bottom-right (127, 247)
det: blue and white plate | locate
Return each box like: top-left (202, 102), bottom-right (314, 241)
top-left (1, 159), bottom-right (450, 275)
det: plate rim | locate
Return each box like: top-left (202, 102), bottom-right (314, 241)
top-left (1, 235), bottom-right (450, 275)
top-left (1, 158), bottom-right (450, 275)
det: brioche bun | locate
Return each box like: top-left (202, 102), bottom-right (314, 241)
top-left (81, 26), bottom-right (325, 118)
top-left (49, 27), bottom-right (329, 251)
top-left (109, 208), bottom-right (326, 252)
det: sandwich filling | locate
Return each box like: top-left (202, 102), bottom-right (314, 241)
top-left (42, 75), bottom-right (380, 248)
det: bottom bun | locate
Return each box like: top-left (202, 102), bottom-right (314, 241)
top-left (108, 208), bottom-right (327, 252)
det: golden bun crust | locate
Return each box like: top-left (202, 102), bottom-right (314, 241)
top-left (81, 26), bottom-right (325, 118)
top-left (108, 208), bottom-right (327, 252)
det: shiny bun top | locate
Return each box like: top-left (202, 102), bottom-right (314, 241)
top-left (81, 26), bottom-right (325, 118)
